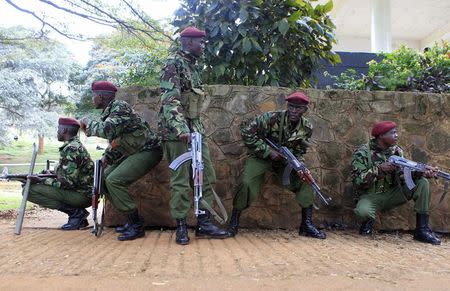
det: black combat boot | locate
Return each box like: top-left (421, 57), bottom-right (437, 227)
top-left (117, 209), bottom-right (145, 241)
top-left (176, 218), bottom-right (190, 245)
top-left (299, 206), bottom-right (326, 239)
top-left (413, 213), bottom-right (441, 245)
top-left (227, 209), bottom-right (242, 237)
top-left (195, 210), bottom-right (228, 238)
top-left (58, 204), bottom-right (89, 230)
top-left (115, 223), bottom-right (130, 233)
top-left (359, 218), bottom-right (375, 236)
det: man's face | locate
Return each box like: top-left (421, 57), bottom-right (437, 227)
top-left (57, 125), bottom-right (65, 141)
top-left (92, 92), bottom-right (102, 109)
top-left (287, 103), bottom-right (308, 122)
top-left (188, 37), bottom-right (205, 57)
top-left (379, 128), bottom-right (399, 146)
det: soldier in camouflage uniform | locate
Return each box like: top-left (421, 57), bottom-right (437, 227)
top-left (159, 26), bottom-right (228, 245)
top-left (352, 121), bottom-right (440, 245)
top-left (227, 92), bottom-right (326, 239)
top-left (79, 81), bottom-right (162, 241)
top-left (28, 117), bottom-right (93, 230)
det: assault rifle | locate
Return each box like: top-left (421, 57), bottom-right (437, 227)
top-left (1, 167), bottom-right (56, 182)
top-left (91, 159), bottom-right (105, 237)
top-left (388, 155), bottom-right (450, 203)
top-left (265, 138), bottom-right (332, 206)
top-left (169, 132), bottom-right (228, 224)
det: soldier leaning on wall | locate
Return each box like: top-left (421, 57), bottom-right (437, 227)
top-left (352, 121), bottom-right (441, 245)
top-left (227, 92), bottom-right (326, 240)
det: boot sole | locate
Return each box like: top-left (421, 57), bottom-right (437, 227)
top-left (413, 236), bottom-right (441, 245)
top-left (299, 231), bottom-right (326, 240)
top-left (195, 233), bottom-right (229, 239)
top-left (117, 232), bottom-right (145, 241)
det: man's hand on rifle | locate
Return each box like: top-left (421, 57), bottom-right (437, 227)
top-left (269, 150), bottom-right (284, 161)
top-left (178, 133), bottom-right (191, 144)
top-left (27, 175), bottom-right (44, 184)
top-left (423, 165), bottom-right (438, 179)
top-left (378, 162), bottom-right (396, 173)
top-left (100, 156), bottom-right (108, 168)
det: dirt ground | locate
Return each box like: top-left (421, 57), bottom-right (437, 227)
top-left (0, 209), bottom-right (449, 291)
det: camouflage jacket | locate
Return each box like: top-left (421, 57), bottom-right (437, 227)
top-left (43, 136), bottom-right (94, 194)
top-left (352, 138), bottom-right (404, 194)
top-left (241, 110), bottom-right (313, 160)
top-left (85, 100), bottom-right (160, 164)
top-left (158, 49), bottom-right (205, 141)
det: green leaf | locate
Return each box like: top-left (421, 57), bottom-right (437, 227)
top-left (288, 11), bottom-right (302, 23)
top-left (286, 0), bottom-right (305, 8)
top-left (277, 18), bottom-right (289, 36)
top-left (239, 9), bottom-right (249, 23)
top-left (251, 39), bottom-right (263, 52)
top-left (214, 64), bottom-right (226, 77)
top-left (323, 0), bottom-right (333, 13)
top-left (238, 25), bottom-right (248, 37)
top-left (296, 19), bottom-right (313, 33)
top-left (242, 37), bottom-right (252, 53)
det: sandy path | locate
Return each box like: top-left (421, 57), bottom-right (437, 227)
top-left (0, 209), bottom-right (449, 290)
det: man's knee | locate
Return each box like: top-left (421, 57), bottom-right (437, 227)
top-left (354, 200), bottom-right (375, 219)
top-left (105, 173), bottom-right (123, 188)
top-left (416, 177), bottom-right (429, 189)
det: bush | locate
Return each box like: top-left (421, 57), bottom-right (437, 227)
top-left (328, 41), bottom-right (450, 93)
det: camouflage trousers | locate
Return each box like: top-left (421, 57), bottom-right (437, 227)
top-left (233, 156), bottom-right (314, 211)
top-left (354, 177), bottom-right (431, 220)
top-left (28, 184), bottom-right (91, 210)
top-left (163, 140), bottom-right (216, 219)
top-left (104, 149), bottom-right (162, 214)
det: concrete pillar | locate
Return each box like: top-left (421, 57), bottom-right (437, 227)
top-left (371, 0), bottom-right (391, 52)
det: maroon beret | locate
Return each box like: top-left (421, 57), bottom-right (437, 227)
top-left (371, 121), bottom-right (397, 137)
top-left (91, 81), bottom-right (117, 93)
top-left (285, 91), bottom-right (310, 105)
top-left (59, 117), bottom-right (80, 127)
top-left (180, 26), bottom-right (206, 38)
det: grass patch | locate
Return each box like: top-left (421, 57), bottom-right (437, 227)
top-left (0, 135), bottom-right (107, 174)
top-left (0, 182), bottom-right (35, 211)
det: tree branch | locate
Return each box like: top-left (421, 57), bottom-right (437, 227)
top-left (121, 0), bottom-right (173, 41)
top-left (4, 0), bottom-right (82, 40)
top-left (0, 106), bottom-right (24, 118)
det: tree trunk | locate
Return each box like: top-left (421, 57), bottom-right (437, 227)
top-left (38, 134), bottom-right (45, 155)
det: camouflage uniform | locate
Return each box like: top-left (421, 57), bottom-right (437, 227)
top-left (233, 111), bottom-right (314, 210)
top-left (158, 49), bottom-right (216, 219)
top-left (352, 139), bottom-right (431, 220)
top-left (85, 99), bottom-right (162, 214)
top-left (28, 136), bottom-right (93, 209)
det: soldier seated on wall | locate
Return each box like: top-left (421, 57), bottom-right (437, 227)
top-left (352, 121), bottom-right (441, 245)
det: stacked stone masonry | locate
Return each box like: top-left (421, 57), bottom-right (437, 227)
top-left (105, 86), bottom-right (450, 232)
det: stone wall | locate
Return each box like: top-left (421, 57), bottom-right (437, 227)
top-left (105, 86), bottom-right (450, 232)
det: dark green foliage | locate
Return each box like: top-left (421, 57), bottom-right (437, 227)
top-left (173, 0), bottom-right (340, 87)
top-left (328, 42), bottom-right (450, 93)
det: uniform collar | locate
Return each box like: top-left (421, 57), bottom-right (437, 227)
top-left (101, 99), bottom-right (116, 120)
top-left (283, 111), bottom-right (307, 141)
top-left (369, 138), bottom-right (397, 155)
top-left (60, 136), bottom-right (79, 150)
top-left (179, 49), bottom-right (197, 63)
